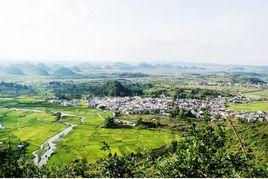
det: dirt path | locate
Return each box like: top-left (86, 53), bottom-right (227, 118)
top-left (88, 113), bottom-right (104, 142)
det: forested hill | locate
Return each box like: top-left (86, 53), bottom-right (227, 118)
top-left (52, 80), bottom-right (143, 99)
top-left (53, 67), bottom-right (77, 76)
top-left (99, 80), bottom-right (132, 96)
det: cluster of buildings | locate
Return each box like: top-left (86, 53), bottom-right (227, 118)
top-left (88, 95), bottom-right (268, 123)
top-left (173, 97), bottom-right (268, 122)
top-left (222, 110), bottom-right (268, 123)
top-left (173, 98), bottom-right (225, 119)
top-left (88, 96), bottom-right (172, 115)
top-left (47, 93), bottom-right (267, 123)
top-left (52, 99), bottom-right (80, 107)
top-left (196, 82), bottom-right (268, 89)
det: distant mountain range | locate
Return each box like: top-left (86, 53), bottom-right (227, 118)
top-left (0, 61), bottom-right (267, 78)
top-left (53, 67), bottom-right (78, 76)
top-left (5, 66), bottom-right (25, 75)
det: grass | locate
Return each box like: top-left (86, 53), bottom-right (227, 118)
top-left (227, 101), bottom-right (268, 112)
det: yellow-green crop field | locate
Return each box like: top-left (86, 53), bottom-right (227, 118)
top-left (48, 116), bottom-right (178, 165)
top-left (227, 101), bottom-right (268, 112)
top-left (0, 97), bottom-right (178, 165)
top-left (0, 108), bottom-right (66, 157)
top-left (243, 89), bottom-right (268, 99)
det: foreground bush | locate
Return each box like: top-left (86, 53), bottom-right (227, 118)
top-left (1, 122), bottom-right (267, 178)
top-left (157, 123), bottom-right (267, 177)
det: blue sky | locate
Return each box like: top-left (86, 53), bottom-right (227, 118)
top-left (0, 0), bottom-right (267, 65)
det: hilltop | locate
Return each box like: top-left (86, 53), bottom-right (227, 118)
top-left (100, 80), bottom-right (132, 96)
top-left (53, 67), bottom-right (77, 76)
top-left (5, 66), bottom-right (25, 75)
top-left (36, 68), bottom-right (49, 76)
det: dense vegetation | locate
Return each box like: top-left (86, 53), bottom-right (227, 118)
top-left (173, 88), bottom-right (231, 100)
top-left (231, 76), bottom-right (266, 84)
top-left (145, 86), bottom-right (232, 99)
top-left (0, 82), bottom-right (36, 97)
top-left (52, 80), bottom-right (144, 99)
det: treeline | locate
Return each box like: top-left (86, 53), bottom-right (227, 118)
top-left (173, 87), bottom-right (231, 100)
top-left (0, 81), bottom-right (30, 90)
top-left (51, 80), bottom-right (144, 100)
top-left (51, 81), bottom-right (231, 100)
top-left (231, 76), bottom-right (266, 84)
top-left (0, 81), bottom-right (36, 97)
top-left (149, 87), bottom-right (231, 100)
top-left (1, 122), bottom-right (267, 178)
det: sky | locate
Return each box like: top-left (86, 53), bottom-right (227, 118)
top-left (0, 0), bottom-right (267, 65)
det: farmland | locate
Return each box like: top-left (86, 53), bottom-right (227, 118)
top-left (48, 125), bottom-right (177, 165)
top-left (244, 89), bottom-right (268, 99)
top-left (0, 97), bottom-right (178, 165)
top-left (0, 61), bottom-right (268, 177)
top-left (0, 108), bottom-right (66, 158)
top-left (227, 101), bottom-right (268, 112)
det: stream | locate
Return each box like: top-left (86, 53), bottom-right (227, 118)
top-left (0, 107), bottom-right (84, 167)
top-left (32, 122), bottom-right (77, 167)
top-left (32, 114), bottom-right (85, 167)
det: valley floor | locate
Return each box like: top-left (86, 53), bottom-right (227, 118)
top-left (0, 97), bottom-right (178, 166)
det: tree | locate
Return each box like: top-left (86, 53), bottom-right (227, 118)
top-left (178, 108), bottom-right (186, 119)
top-left (157, 123), bottom-right (266, 177)
top-left (155, 116), bottom-right (161, 127)
top-left (170, 107), bottom-right (179, 118)
top-left (136, 117), bottom-right (143, 125)
top-left (100, 141), bottom-right (110, 151)
top-left (215, 114), bottom-right (222, 120)
top-left (104, 116), bottom-right (116, 128)
top-left (101, 153), bottom-right (138, 178)
top-left (203, 109), bottom-right (211, 122)
top-left (55, 112), bottom-right (61, 122)
top-left (0, 142), bottom-right (44, 177)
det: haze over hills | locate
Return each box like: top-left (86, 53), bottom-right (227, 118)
top-left (53, 67), bottom-right (78, 77)
top-left (0, 61), bottom-right (267, 79)
top-left (36, 68), bottom-right (49, 76)
top-left (71, 66), bottom-right (81, 72)
top-left (36, 63), bottom-right (51, 72)
top-left (5, 66), bottom-right (25, 75)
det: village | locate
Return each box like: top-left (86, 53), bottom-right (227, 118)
top-left (47, 93), bottom-right (268, 123)
top-left (193, 81), bottom-right (268, 89)
top-left (86, 95), bottom-right (268, 123)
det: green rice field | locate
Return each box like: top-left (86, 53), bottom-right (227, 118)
top-left (0, 97), bottom-right (178, 165)
top-left (227, 101), bottom-right (268, 112)
top-left (48, 118), bottom-right (178, 165)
